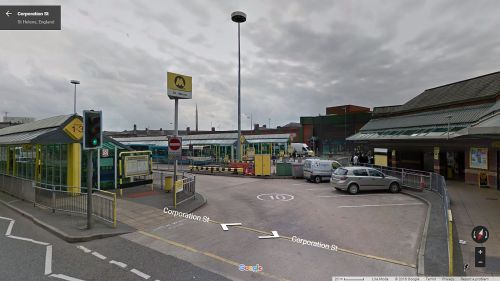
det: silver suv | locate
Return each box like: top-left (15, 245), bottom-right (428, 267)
top-left (330, 167), bottom-right (401, 194)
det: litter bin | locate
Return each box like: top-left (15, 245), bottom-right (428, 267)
top-left (276, 162), bottom-right (292, 176)
top-left (291, 163), bottom-right (304, 178)
top-left (164, 176), bottom-right (173, 192)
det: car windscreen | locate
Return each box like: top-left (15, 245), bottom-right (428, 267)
top-left (333, 168), bottom-right (348, 175)
top-left (368, 169), bottom-right (384, 177)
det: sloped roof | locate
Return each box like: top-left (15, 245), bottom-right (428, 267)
top-left (0, 115), bottom-right (71, 136)
top-left (376, 71), bottom-right (500, 115)
top-left (361, 103), bottom-right (492, 131)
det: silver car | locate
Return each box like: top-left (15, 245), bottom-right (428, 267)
top-left (330, 167), bottom-right (401, 194)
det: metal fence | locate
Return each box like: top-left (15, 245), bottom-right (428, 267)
top-left (0, 173), bottom-right (35, 201)
top-left (360, 163), bottom-right (452, 275)
top-left (359, 163), bottom-right (432, 190)
top-left (34, 184), bottom-right (117, 227)
top-left (153, 170), bottom-right (196, 208)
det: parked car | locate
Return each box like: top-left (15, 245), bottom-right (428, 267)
top-left (330, 167), bottom-right (401, 194)
top-left (303, 159), bottom-right (342, 183)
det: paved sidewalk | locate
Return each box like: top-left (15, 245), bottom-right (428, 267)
top-left (403, 189), bottom-right (449, 276)
top-left (447, 181), bottom-right (500, 276)
top-left (0, 191), bottom-right (134, 242)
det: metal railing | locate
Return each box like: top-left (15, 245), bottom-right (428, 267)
top-left (34, 184), bottom-right (117, 228)
top-left (153, 170), bottom-right (196, 208)
top-left (359, 163), bottom-right (452, 275)
top-left (359, 163), bottom-right (432, 190)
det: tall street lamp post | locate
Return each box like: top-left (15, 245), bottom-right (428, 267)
top-left (70, 80), bottom-right (80, 115)
top-left (231, 11), bottom-right (246, 161)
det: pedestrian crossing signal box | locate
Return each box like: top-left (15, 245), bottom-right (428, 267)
top-left (83, 110), bottom-right (102, 150)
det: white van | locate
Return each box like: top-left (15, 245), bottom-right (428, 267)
top-left (291, 143), bottom-right (314, 157)
top-left (303, 159), bottom-right (342, 183)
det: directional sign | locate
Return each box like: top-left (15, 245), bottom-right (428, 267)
top-left (471, 226), bottom-right (489, 243)
top-left (168, 136), bottom-right (182, 159)
top-left (167, 72), bottom-right (192, 99)
top-left (258, 231), bottom-right (280, 239)
top-left (63, 118), bottom-right (83, 140)
top-left (220, 223), bottom-right (242, 231)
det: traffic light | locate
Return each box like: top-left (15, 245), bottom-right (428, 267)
top-left (83, 110), bottom-right (102, 150)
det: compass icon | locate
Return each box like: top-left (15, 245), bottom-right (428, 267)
top-left (471, 226), bottom-right (489, 243)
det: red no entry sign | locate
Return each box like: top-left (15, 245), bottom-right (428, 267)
top-left (169, 137), bottom-right (181, 150)
top-left (168, 136), bottom-right (182, 159)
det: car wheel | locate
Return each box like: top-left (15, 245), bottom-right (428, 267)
top-left (348, 183), bottom-right (359, 194)
top-left (389, 182), bottom-right (400, 193)
top-left (314, 176), bottom-right (321, 184)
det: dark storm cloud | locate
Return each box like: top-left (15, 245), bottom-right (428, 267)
top-left (2, 0), bottom-right (500, 131)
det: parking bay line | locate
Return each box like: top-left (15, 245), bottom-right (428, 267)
top-left (318, 194), bottom-right (403, 198)
top-left (338, 203), bottom-right (424, 208)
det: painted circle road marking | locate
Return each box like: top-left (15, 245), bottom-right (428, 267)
top-left (257, 193), bottom-right (294, 201)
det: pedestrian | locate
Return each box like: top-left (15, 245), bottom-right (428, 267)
top-left (353, 154), bottom-right (359, 165)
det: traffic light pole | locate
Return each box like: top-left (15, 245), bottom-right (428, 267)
top-left (86, 149), bottom-right (93, 229)
top-left (173, 98), bottom-right (178, 208)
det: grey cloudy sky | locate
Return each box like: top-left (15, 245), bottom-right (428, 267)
top-left (1, 0), bottom-right (500, 131)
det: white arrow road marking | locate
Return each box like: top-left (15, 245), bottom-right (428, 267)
top-left (6, 11), bottom-right (12, 17)
top-left (258, 231), bottom-right (280, 239)
top-left (109, 260), bottom-right (127, 268)
top-left (49, 274), bottom-right (86, 281)
top-left (220, 223), bottom-right (242, 231)
top-left (45, 245), bottom-right (53, 275)
top-left (76, 245), bottom-right (91, 253)
top-left (131, 268), bottom-right (151, 279)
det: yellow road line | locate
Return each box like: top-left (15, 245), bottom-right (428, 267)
top-left (138, 230), bottom-right (290, 281)
top-left (208, 219), bottom-right (416, 268)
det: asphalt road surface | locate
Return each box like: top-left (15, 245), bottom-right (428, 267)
top-left (124, 175), bottom-right (428, 281)
top-left (0, 203), bottom-right (229, 281)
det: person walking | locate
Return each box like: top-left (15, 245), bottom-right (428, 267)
top-left (353, 154), bottom-right (359, 165)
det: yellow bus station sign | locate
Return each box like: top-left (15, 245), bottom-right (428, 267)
top-left (167, 72), bottom-right (192, 99)
top-left (63, 118), bottom-right (83, 140)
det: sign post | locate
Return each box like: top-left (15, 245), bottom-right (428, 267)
top-left (167, 72), bottom-right (192, 208)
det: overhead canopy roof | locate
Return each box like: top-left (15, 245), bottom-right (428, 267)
top-left (0, 115), bottom-right (77, 145)
top-left (244, 133), bottom-right (291, 140)
top-left (361, 103), bottom-right (492, 131)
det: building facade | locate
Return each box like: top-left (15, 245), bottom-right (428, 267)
top-left (348, 71), bottom-right (500, 190)
top-left (300, 105), bottom-right (372, 156)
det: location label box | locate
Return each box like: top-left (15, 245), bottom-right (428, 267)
top-left (0, 5), bottom-right (61, 30)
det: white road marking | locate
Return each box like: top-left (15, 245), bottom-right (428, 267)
top-left (49, 274), bottom-right (86, 281)
top-left (6, 220), bottom-right (14, 236)
top-left (220, 223), bottom-right (242, 231)
top-left (337, 203), bottom-right (424, 208)
top-left (45, 245), bottom-right (53, 275)
top-left (318, 194), bottom-right (400, 198)
top-left (305, 188), bottom-right (326, 190)
top-left (258, 230), bottom-right (280, 239)
top-left (0, 216), bottom-right (13, 221)
top-left (109, 260), bottom-right (127, 268)
top-left (77, 245), bottom-right (92, 253)
top-left (91, 251), bottom-right (107, 260)
top-left (7, 199), bottom-right (19, 204)
top-left (131, 268), bottom-right (151, 279)
top-left (8, 235), bottom-right (50, 245)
